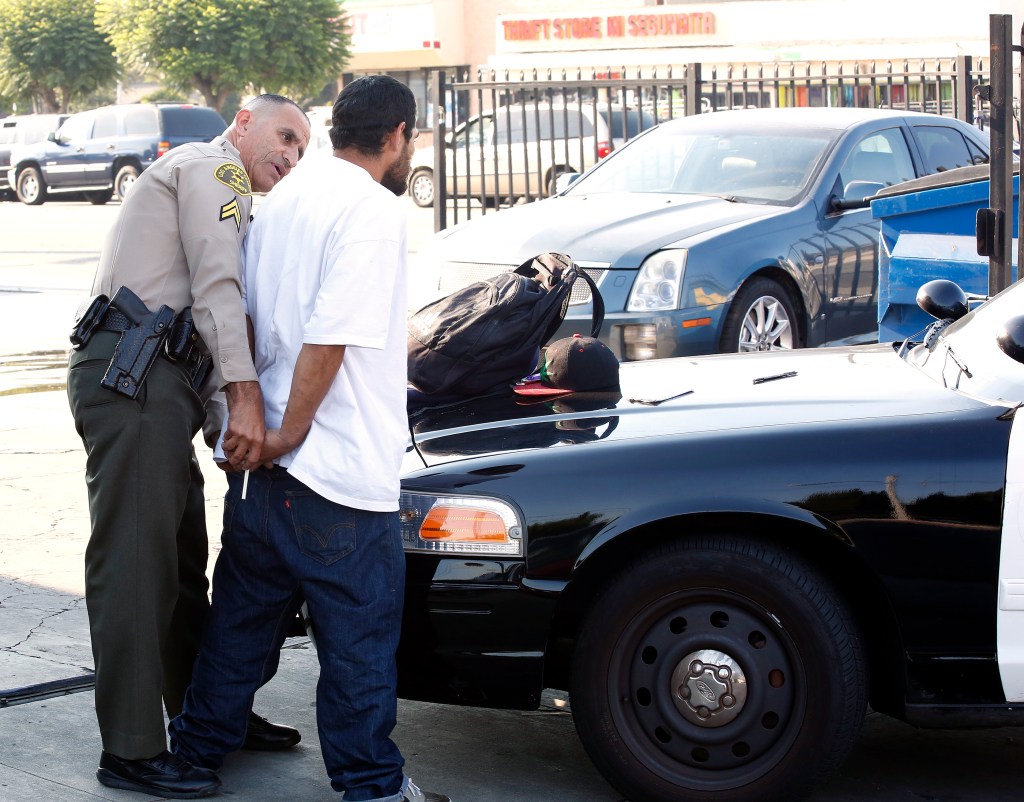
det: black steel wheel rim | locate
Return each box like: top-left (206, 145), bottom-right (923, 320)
top-left (607, 588), bottom-right (806, 792)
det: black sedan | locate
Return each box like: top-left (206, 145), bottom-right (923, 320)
top-left (395, 278), bottom-right (1024, 801)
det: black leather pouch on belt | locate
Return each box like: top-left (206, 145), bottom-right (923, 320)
top-left (70, 294), bottom-right (110, 350)
top-left (100, 287), bottom-right (176, 399)
top-left (165, 307), bottom-right (214, 393)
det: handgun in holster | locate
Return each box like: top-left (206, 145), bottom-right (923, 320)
top-left (100, 287), bottom-right (176, 399)
top-left (165, 307), bottom-right (214, 393)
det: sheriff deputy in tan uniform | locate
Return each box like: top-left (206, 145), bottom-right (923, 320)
top-left (66, 94), bottom-right (310, 800)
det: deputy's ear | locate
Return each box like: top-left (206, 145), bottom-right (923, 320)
top-left (233, 108), bottom-right (253, 134)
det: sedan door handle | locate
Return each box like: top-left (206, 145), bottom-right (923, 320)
top-left (107, 144), bottom-right (116, 150)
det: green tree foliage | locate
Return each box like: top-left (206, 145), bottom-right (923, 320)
top-left (0, 0), bottom-right (118, 113)
top-left (99, 0), bottom-right (351, 113)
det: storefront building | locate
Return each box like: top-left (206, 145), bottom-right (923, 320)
top-left (342, 0), bottom-right (1024, 123)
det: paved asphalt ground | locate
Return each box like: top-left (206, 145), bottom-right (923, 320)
top-left (2, 198), bottom-right (1024, 800)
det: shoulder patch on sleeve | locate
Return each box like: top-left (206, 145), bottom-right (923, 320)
top-left (213, 162), bottom-right (251, 196)
top-left (220, 197), bottom-right (242, 231)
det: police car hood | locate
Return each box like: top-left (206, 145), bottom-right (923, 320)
top-left (404, 344), bottom-right (995, 470)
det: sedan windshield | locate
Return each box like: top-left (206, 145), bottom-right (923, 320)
top-left (566, 121), bottom-right (837, 204)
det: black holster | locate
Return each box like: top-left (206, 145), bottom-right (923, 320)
top-left (100, 287), bottom-right (175, 399)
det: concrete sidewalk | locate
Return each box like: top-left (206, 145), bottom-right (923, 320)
top-left (0, 385), bottom-right (623, 801)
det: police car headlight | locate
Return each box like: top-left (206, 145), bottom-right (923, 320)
top-left (398, 491), bottom-right (524, 556)
top-left (627, 249), bottom-right (687, 311)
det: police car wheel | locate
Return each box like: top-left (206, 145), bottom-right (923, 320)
top-left (571, 536), bottom-right (866, 802)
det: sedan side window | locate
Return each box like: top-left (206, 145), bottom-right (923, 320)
top-left (915, 125), bottom-right (976, 172)
top-left (838, 129), bottom-right (915, 196)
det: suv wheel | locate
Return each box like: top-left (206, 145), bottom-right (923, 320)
top-left (16, 166), bottom-right (47, 205)
top-left (115, 164), bottom-right (140, 202)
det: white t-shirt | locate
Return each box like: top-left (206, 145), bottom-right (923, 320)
top-left (242, 157), bottom-right (408, 511)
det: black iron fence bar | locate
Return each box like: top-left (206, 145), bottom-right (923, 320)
top-left (432, 58), bottom-right (991, 227)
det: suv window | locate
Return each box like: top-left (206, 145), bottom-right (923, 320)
top-left (58, 113), bottom-right (94, 143)
top-left (124, 107), bottom-right (159, 136)
top-left (92, 110), bottom-right (118, 139)
top-left (160, 107), bottom-right (225, 138)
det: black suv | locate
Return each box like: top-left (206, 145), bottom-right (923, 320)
top-left (7, 103), bottom-right (226, 205)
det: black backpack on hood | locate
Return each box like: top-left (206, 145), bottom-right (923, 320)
top-left (407, 252), bottom-right (604, 398)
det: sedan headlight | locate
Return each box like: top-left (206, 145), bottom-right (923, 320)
top-left (398, 491), bottom-right (524, 556)
top-left (626, 249), bottom-right (687, 312)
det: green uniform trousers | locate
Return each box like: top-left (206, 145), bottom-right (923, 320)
top-left (67, 330), bottom-right (210, 759)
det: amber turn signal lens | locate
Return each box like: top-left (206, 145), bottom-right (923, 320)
top-left (420, 506), bottom-right (508, 542)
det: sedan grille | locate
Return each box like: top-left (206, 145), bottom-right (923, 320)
top-left (439, 261), bottom-right (607, 305)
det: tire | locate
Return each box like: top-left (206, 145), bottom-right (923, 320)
top-left (16, 166), bottom-right (46, 205)
top-left (409, 168), bottom-right (434, 207)
top-left (546, 165), bottom-right (573, 197)
top-left (571, 537), bottom-right (865, 802)
top-left (720, 277), bottom-right (799, 353)
top-left (114, 164), bottom-right (140, 202)
top-left (84, 188), bottom-right (113, 205)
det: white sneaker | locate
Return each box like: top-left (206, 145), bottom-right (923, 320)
top-left (402, 778), bottom-right (451, 802)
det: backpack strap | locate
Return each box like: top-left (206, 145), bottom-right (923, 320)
top-left (520, 252), bottom-right (605, 341)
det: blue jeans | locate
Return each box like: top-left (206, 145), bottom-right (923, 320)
top-left (169, 467), bottom-right (406, 800)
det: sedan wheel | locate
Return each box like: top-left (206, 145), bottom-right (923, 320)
top-left (409, 169), bottom-right (434, 207)
top-left (571, 537), bottom-right (865, 802)
top-left (721, 278), bottom-right (799, 353)
top-left (16, 166), bottom-right (46, 205)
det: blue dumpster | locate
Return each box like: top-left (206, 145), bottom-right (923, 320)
top-left (870, 164), bottom-right (1019, 342)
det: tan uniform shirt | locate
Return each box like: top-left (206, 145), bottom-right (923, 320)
top-left (91, 136), bottom-right (257, 391)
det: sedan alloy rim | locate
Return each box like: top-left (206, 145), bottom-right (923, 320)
top-left (738, 295), bottom-right (794, 352)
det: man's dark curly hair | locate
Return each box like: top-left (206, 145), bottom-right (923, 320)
top-left (329, 75), bottom-right (417, 155)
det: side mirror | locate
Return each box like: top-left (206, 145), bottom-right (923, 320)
top-left (997, 315), bottom-right (1024, 364)
top-left (917, 279), bottom-right (969, 321)
top-left (47, 131), bottom-right (58, 143)
top-left (444, 132), bottom-right (454, 148)
top-left (829, 180), bottom-right (887, 212)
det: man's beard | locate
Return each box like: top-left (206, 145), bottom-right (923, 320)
top-left (382, 151), bottom-right (412, 196)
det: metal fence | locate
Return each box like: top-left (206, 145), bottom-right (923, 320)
top-left (426, 56), bottom-right (994, 231)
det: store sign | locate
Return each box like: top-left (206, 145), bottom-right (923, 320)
top-left (497, 8), bottom-right (716, 53)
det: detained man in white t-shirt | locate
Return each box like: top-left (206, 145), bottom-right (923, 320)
top-left (169, 76), bottom-right (450, 802)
